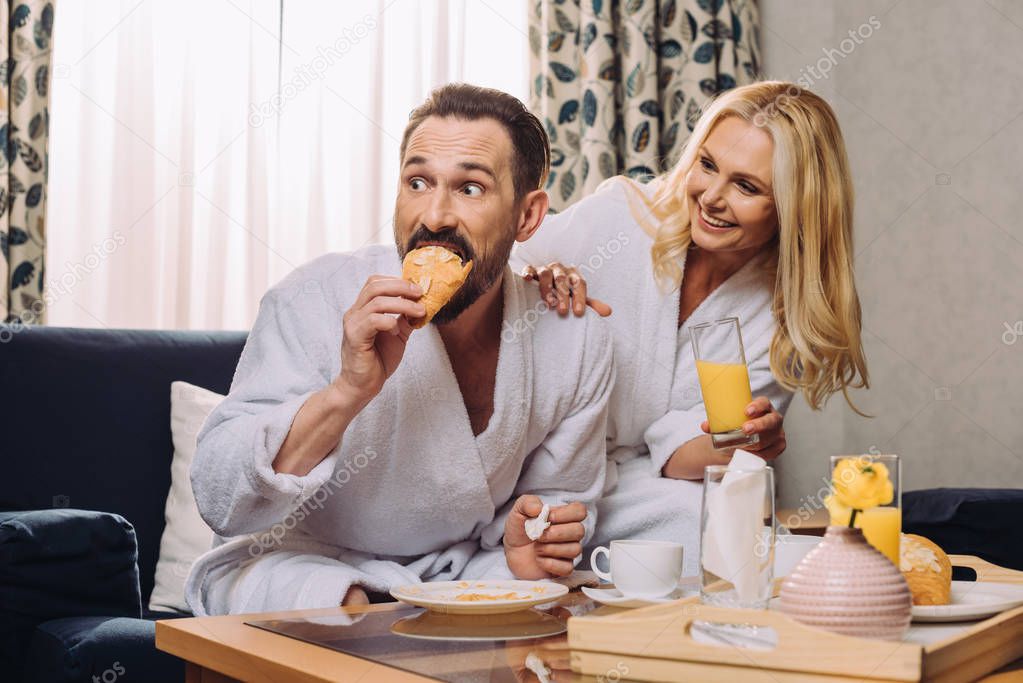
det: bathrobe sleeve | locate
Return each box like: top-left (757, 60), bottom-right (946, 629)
top-left (463, 316), bottom-right (614, 580)
top-left (510, 178), bottom-right (635, 275)
top-left (643, 327), bottom-right (794, 475)
top-left (191, 279), bottom-right (346, 537)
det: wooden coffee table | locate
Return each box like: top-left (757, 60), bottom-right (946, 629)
top-left (157, 603), bottom-right (431, 682)
top-left (156, 591), bottom-right (594, 682)
top-left (157, 591), bottom-right (1023, 682)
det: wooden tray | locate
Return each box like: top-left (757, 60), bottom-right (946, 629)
top-left (569, 555), bottom-right (1023, 683)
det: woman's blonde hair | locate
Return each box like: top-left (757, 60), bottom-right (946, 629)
top-left (626, 80), bottom-right (868, 412)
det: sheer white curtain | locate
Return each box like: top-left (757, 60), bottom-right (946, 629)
top-left (47, 0), bottom-right (528, 330)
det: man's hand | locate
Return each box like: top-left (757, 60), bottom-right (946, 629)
top-left (335, 275), bottom-right (424, 403)
top-left (521, 262), bottom-right (612, 318)
top-left (503, 495), bottom-right (587, 580)
top-left (701, 396), bottom-right (787, 461)
top-left (273, 276), bottom-right (423, 476)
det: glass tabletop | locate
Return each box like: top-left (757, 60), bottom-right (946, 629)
top-left (242, 585), bottom-right (1023, 682)
top-left (246, 591), bottom-right (608, 682)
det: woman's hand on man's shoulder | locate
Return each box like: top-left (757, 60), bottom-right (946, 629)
top-left (520, 262), bottom-right (613, 318)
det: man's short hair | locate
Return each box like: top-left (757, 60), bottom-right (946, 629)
top-left (400, 83), bottom-right (550, 200)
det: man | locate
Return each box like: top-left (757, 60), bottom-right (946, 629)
top-left (185, 84), bottom-right (613, 614)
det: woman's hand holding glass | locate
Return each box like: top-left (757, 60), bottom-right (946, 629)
top-left (701, 395), bottom-right (786, 460)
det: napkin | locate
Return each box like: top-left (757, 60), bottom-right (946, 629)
top-left (701, 450), bottom-right (769, 603)
top-left (525, 503), bottom-right (551, 541)
top-left (524, 653), bottom-right (553, 683)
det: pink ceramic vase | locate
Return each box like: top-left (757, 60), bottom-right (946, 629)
top-left (779, 525), bottom-right (912, 641)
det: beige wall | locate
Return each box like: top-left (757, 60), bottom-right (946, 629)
top-left (760, 0), bottom-right (1023, 507)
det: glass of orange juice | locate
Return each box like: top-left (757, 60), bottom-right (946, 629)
top-left (828, 454), bottom-right (902, 565)
top-left (691, 317), bottom-right (759, 450)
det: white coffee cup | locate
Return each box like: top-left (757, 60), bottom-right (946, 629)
top-left (590, 540), bottom-right (684, 599)
top-left (773, 535), bottom-right (822, 577)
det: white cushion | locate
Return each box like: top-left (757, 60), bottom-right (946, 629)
top-left (148, 381), bottom-right (223, 613)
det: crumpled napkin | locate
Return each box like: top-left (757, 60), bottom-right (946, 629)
top-left (525, 503), bottom-right (551, 541)
top-left (701, 450), bottom-right (770, 602)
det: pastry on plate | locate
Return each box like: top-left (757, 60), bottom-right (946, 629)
top-left (401, 246), bottom-right (473, 328)
top-left (900, 533), bottom-right (952, 605)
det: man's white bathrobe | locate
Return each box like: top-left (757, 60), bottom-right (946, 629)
top-left (512, 179), bottom-right (793, 575)
top-left (184, 245), bottom-right (612, 616)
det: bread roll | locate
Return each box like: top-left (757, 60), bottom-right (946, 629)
top-left (900, 533), bottom-right (952, 606)
top-left (401, 246), bottom-right (473, 328)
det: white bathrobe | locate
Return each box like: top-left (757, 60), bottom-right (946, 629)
top-left (185, 245), bottom-right (612, 616)
top-left (511, 179), bottom-right (793, 575)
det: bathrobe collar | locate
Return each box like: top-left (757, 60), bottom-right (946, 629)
top-left (402, 266), bottom-right (533, 505)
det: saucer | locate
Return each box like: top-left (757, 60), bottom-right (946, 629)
top-left (582, 576), bottom-right (700, 608)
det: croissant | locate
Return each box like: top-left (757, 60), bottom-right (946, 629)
top-left (900, 533), bottom-right (952, 606)
top-left (401, 246), bottom-right (473, 328)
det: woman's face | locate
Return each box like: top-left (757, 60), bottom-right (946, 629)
top-left (685, 116), bottom-right (778, 254)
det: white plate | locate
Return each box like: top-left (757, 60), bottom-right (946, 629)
top-left (390, 579), bottom-right (568, 615)
top-left (581, 576), bottom-right (700, 608)
top-left (912, 581), bottom-right (1023, 622)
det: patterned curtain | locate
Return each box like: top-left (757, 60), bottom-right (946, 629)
top-left (1, 1), bottom-right (53, 324)
top-left (529, 0), bottom-right (760, 211)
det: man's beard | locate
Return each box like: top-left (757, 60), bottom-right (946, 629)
top-left (396, 223), bottom-right (516, 325)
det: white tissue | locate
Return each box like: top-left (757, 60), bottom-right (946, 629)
top-left (525, 503), bottom-right (552, 541)
top-left (524, 652), bottom-right (552, 682)
top-left (702, 450), bottom-right (769, 603)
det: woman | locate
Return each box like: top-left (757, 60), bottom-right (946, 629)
top-left (512, 81), bottom-right (868, 573)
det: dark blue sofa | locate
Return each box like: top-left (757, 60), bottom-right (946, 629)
top-left (0, 325), bottom-right (246, 683)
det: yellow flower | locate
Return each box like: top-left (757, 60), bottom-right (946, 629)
top-left (831, 457), bottom-right (894, 511)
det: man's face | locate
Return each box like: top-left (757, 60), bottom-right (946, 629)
top-left (394, 115), bottom-right (519, 324)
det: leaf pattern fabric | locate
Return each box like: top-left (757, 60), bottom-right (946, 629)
top-left (1, 1), bottom-right (53, 323)
top-left (529, 0), bottom-right (760, 211)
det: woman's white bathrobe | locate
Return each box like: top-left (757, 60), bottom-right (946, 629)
top-left (185, 245), bottom-right (612, 616)
top-left (511, 179), bottom-right (793, 575)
